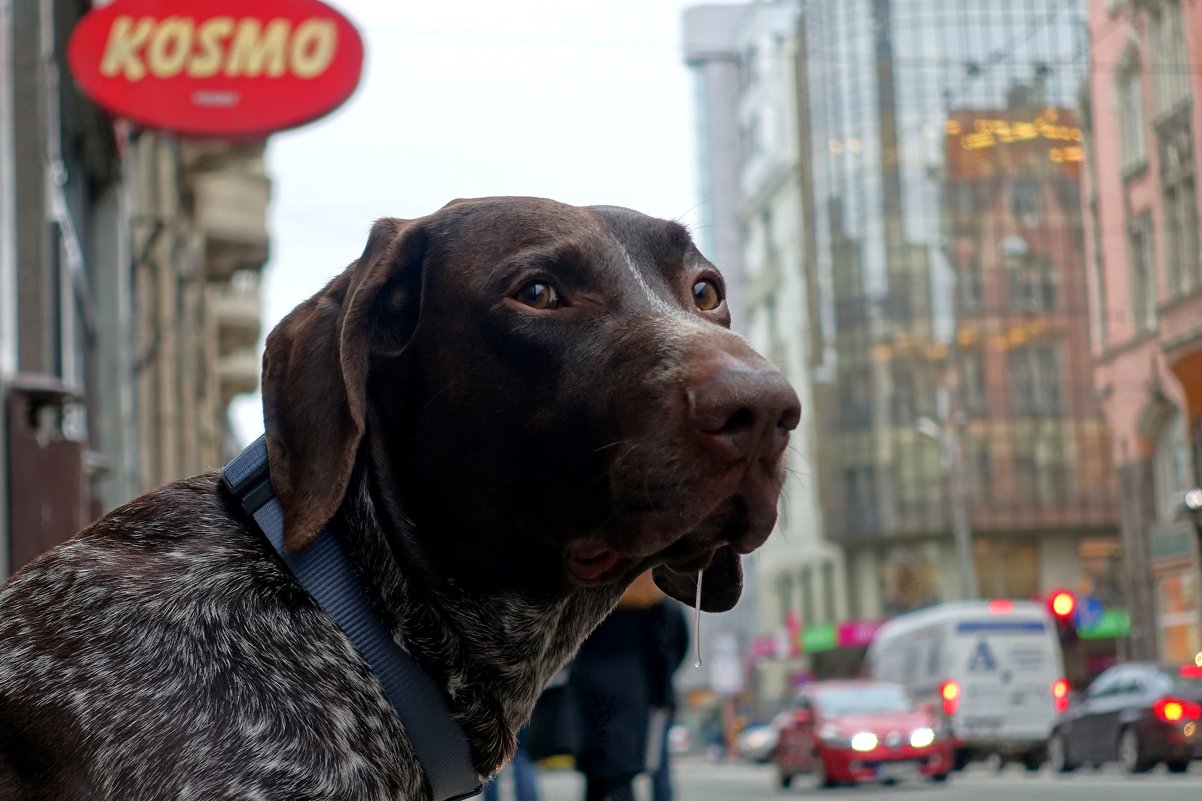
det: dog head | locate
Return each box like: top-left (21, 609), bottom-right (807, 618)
top-left (261, 197), bottom-right (800, 612)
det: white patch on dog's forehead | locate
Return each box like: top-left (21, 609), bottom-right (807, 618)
top-left (614, 239), bottom-right (676, 315)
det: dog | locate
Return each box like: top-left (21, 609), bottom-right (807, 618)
top-left (0, 197), bottom-right (800, 800)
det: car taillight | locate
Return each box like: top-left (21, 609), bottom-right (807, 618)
top-left (940, 680), bottom-right (960, 716)
top-left (1153, 698), bottom-right (1202, 723)
top-left (1052, 679), bottom-right (1070, 713)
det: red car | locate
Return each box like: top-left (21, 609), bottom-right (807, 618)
top-left (772, 679), bottom-right (954, 788)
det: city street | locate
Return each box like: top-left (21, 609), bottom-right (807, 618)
top-left (503, 759), bottom-right (1202, 801)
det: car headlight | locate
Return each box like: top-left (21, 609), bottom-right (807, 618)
top-left (910, 727), bottom-right (936, 748)
top-left (818, 724), bottom-right (852, 748)
top-left (850, 731), bottom-right (879, 752)
top-left (743, 729), bottom-right (774, 750)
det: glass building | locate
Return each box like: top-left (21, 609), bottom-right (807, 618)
top-left (797, 0), bottom-right (1120, 618)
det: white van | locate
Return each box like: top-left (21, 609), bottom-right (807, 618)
top-left (864, 600), bottom-right (1067, 770)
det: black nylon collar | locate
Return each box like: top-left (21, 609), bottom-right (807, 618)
top-left (221, 436), bottom-right (481, 801)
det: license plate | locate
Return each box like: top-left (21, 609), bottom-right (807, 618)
top-left (965, 717), bottom-right (1000, 734)
top-left (878, 761), bottom-right (920, 781)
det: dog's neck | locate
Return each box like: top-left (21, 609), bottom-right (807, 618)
top-left (332, 468), bottom-right (624, 778)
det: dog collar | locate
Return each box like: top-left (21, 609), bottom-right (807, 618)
top-left (221, 436), bottom-right (481, 801)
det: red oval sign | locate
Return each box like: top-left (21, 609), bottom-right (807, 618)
top-left (67, 0), bottom-right (363, 138)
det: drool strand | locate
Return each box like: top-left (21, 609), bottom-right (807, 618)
top-left (693, 569), bottom-right (703, 668)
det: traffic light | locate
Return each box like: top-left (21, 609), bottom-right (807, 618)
top-left (1047, 589), bottom-right (1078, 645)
top-left (1049, 590), bottom-right (1076, 618)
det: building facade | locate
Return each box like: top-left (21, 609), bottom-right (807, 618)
top-left (688, 1), bottom-right (851, 707)
top-left (737, 0), bottom-right (841, 700)
top-left (0, 0), bottom-right (270, 578)
top-left (800, 0), bottom-right (1119, 625)
top-left (1083, 0), bottom-right (1202, 663)
top-left (686, 1), bottom-right (842, 708)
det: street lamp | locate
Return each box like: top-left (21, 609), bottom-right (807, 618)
top-left (916, 413), bottom-right (979, 600)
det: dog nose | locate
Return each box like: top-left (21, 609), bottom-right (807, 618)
top-left (688, 365), bottom-right (801, 462)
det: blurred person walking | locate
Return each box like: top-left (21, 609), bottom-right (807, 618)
top-left (570, 572), bottom-right (689, 801)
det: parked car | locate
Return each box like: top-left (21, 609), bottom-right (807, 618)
top-left (865, 599), bottom-right (1066, 770)
top-left (735, 723), bottom-right (778, 764)
top-left (771, 679), bottom-right (954, 788)
top-left (1047, 662), bottom-right (1202, 774)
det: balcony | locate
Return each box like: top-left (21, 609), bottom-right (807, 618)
top-left (216, 347), bottom-right (259, 403)
top-left (209, 273), bottom-right (262, 354)
top-left (188, 145), bottom-right (271, 281)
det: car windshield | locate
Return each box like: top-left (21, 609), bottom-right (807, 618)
top-left (815, 685), bottom-right (913, 715)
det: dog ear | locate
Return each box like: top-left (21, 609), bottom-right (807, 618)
top-left (261, 218), bottom-right (426, 552)
top-left (651, 546), bottom-right (743, 613)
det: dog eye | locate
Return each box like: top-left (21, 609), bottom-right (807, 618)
top-left (692, 279), bottom-right (723, 311)
top-left (514, 281), bottom-right (562, 310)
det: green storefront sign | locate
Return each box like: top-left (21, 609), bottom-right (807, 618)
top-left (799, 623), bottom-right (837, 654)
top-left (1078, 609), bottom-right (1130, 640)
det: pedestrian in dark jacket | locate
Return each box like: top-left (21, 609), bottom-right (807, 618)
top-left (647, 599), bottom-right (689, 801)
top-left (570, 572), bottom-right (689, 801)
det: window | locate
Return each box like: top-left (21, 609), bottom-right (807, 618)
top-left (958, 349), bottom-right (987, 416)
top-left (776, 572), bottom-right (795, 627)
top-left (967, 437), bottom-right (993, 502)
top-left (843, 465), bottom-right (877, 534)
top-left (1128, 215), bottom-right (1157, 332)
top-left (1162, 175), bottom-right (1199, 296)
top-left (1149, 2), bottom-right (1191, 117)
top-left (822, 561), bottom-right (836, 622)
top-left (1010, 177), bottom-right (1043, 227)
top-left (799, 566), bottom-right (814, 627)
top-left (1007, 343), bottom-right (1063, 415)
top-left (1012, 423), bottom-right (1073, 506)
top-left (894, 440), bottom-right (942, 512)
top-left (840, 368), bottom-right (872, 430)
top-left (892, 363), bottom-right (916, 425)
top-left (1159, 112), bottom-right (1199, 297)
top-left (1034, 428), bottom-right (1074, 506)
top-left (1008, 255), bottom-right (1058, 312)
top-left (973, 538), bottom-right (1038, 599)
top-left (1153, 408), bottom-right (1192, 521)
top-left (739, 113), bottom-right (761, 163)
top-left (1091, 245), bottom-right (1108, 350)
top-left (738, 45), bottom-right (757, 90)
top-left (1116, 58), bottom-right (1147, 173)
top-left (956, 262), bottom-right (983, 314)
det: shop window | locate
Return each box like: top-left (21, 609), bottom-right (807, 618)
top-left (974, 538), bottom-right (1038, 600)
top-left (1153, 408), bottom-right (1193, 521)
top-left (1156, 571), bottom-right (1201, 666)
top-left (881, 548), bottom-right (940, 616)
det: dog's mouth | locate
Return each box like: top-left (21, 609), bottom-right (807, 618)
top-left (564, 495), bottom-right (766, 587)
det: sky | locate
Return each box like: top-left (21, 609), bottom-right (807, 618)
top-left (230, 0), bottom-right (709, 442)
